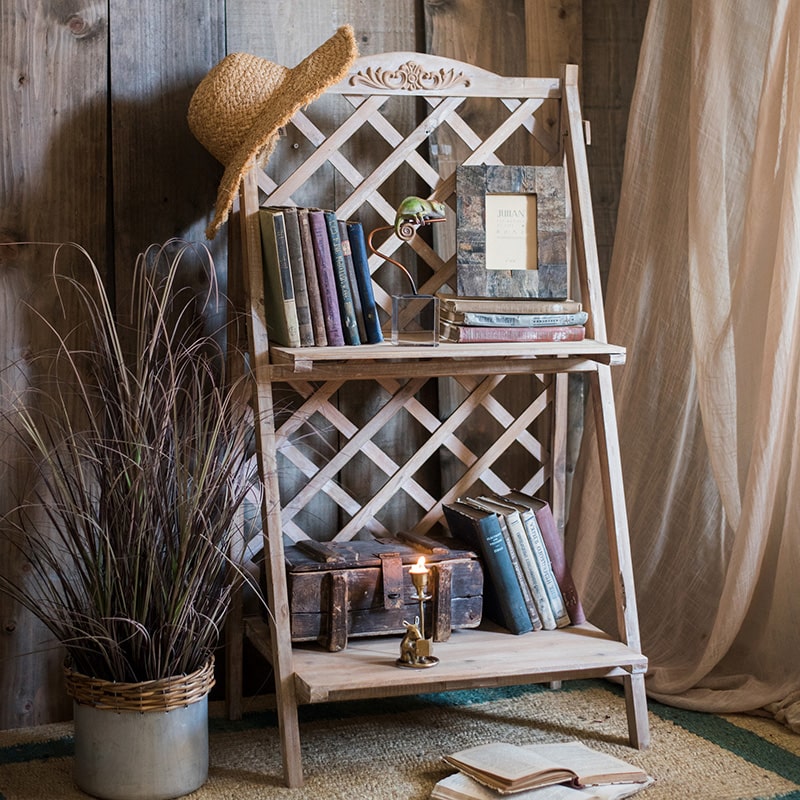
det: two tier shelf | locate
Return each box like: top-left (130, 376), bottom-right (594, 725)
top-left (225, 54), bottom-right (649, 787)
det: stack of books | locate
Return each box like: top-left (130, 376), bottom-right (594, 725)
top-left (442, 491), bottom-right (585, 635)
top-left (258, 206), bottom-right (384, 348)
top-left (431, 740), bottom-right (651, 800)
top-left (437, 295), bottom-right (588, 344)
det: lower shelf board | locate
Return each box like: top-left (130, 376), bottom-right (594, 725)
top-left (243, 617), bottom-right (647, 706)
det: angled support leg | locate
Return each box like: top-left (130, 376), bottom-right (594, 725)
top-left (239, 166), bottom-right (304, 787)
top-left (623, 671), bottom-right (650, 750)
top-left (589, 363), bottom-right (649, 750)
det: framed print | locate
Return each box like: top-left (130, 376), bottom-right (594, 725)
top-left (456, 165), bottom-right (569, 298)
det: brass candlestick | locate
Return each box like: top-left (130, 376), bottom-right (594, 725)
top-left (396, 557), bottom-right (439, 668)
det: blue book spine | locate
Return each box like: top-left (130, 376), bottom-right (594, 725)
top-left (443, 502), bottom-right (533, 635)
top-left (323, 211), bottom-right (361, 346)
top-left (346, 220), bottom-right (384, 344)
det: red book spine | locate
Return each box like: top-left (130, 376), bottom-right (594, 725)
top-left (506, 492), bottom-right (586, 625)
top-left (442, 323), bottom-right (586, 343)
top-left (533, 500), bottom-right (586, 625)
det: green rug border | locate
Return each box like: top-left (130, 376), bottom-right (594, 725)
top-left (1, 680), bottom-right (798, 800)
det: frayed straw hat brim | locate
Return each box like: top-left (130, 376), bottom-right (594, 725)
top-left (190, 26), bottom-right (358, 240)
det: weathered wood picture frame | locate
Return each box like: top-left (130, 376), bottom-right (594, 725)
top-left (456, 165), bottom-right (569, 299)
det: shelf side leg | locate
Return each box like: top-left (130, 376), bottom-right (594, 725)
top-left (239, 165), bottom-right (304, 787)
top-left (589, 364), bottom-right (642, 653)
top-left (550, 372), bottom-right (569, 538)
top-left (589, 364), bottom-right (649, 750)
top-left (623, 672), bottom-right (650, 750)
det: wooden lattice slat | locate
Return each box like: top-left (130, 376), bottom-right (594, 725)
top-left (264, 368), bottom-right (553, 546)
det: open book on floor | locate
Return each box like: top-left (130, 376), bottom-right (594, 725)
top-left (430, 771), bottom-right (654, 800)
top-left (441, 741), bottom-right (649, 795)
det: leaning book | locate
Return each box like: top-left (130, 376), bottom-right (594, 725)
top-left (441, 741), bottom-right (649, 795)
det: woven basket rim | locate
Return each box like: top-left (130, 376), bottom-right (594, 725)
top-left (64, 656), bottom-right (215, 713)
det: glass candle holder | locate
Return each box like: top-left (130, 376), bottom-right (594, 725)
top-left (391, 294), bottom-right (440, 347)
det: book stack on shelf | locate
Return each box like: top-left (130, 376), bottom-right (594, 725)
top-left (431, 740), bottom-right (652, 800)
top-left (437, 295), bottom-right (588, 344)
top-left (258, 206), bottom-right (383, 348)
top-left (442, 491), bottom-right (585, 635)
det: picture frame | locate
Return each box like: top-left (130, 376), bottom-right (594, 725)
top-left (455, 165), bottom-right (569, 298)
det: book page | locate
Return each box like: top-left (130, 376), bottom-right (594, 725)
top-left (443, 742), bottom-right (573, 789)
top-left (522, 742), bottom-right (648, 786)
top-left (431, 772), bottom-right (654, 800)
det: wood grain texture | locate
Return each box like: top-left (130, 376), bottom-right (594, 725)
top-left (424, 0), bottom-right (563, 521)
top-left (582, 0), bottom-right (647, 286)
top-left (109, 0), bottom-right (225, 271)
top-left (258, 617), bottom-right (647, 704)
top-left (0, 0), bottom-right (108, 730)
top-left (526, 0), bottom-right (582, 76)
top-left (228, 0), bottom-right (427, 542)
top-left (525, 0), bottom-right (582, 165)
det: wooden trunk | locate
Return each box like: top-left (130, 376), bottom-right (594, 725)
top-left (272, 535), bottom-right (483, 651)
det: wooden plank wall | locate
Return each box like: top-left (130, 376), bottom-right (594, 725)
top-left (0, 0), bottom-right (645, 728)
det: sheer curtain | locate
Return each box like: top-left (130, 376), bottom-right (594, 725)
top-left (568, 0), bottom-right (800, 728)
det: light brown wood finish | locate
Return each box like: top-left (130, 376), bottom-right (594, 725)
top-left (242, 617), bottom-right (646, 704)
top-left (229, 50), bottom-right (648, 785)
top-left (237, 166), bottom-right (304, 786)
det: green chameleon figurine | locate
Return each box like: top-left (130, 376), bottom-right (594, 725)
top-left (394, 196), bottom-right (447, 239)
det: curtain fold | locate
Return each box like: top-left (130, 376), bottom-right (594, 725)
top-left (568, 0), bottom-right (800, 726)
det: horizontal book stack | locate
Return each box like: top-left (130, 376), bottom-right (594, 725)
top-left (442, 491), bottom-right (585, 635)
top-left (437, 294), bottom-right (588, 344)
top-left (258, 206), bottom-right (383, 347)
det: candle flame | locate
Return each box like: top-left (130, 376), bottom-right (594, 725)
top-left (410, 555), bottom-right (428, 573)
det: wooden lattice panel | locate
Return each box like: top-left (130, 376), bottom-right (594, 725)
top-left (272, 371), bottom-right (552, 543)
top-left (257, 54), bottom-right (565, 316)
top-left (239, 54), bottom-right (570, 547)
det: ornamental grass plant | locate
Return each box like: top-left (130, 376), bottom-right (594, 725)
top-left (0, 240), bottom-right (258, 683)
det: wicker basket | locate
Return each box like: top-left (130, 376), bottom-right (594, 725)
top-left (64, 656), bottom-right (215, 713)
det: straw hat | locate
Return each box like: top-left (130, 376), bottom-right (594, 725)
top-left (188, 25), bottom-right (358, 240)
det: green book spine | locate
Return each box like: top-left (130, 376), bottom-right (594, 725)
top-left (258, 209), bottom-right (300, 347)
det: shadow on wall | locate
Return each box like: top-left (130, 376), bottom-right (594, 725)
top-left (0, 68), bottom-right (234, 728)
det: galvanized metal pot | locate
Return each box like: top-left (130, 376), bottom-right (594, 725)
top-left (65, 658), bottom-right (215, 800)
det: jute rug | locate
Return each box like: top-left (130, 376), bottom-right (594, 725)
top-left (1, 679), bottom-right (799, 799)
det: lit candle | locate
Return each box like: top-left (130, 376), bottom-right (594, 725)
top-left (409, 556), bottom-right (429, 596)
top-left (410, 556), bottom-right (428, 575)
